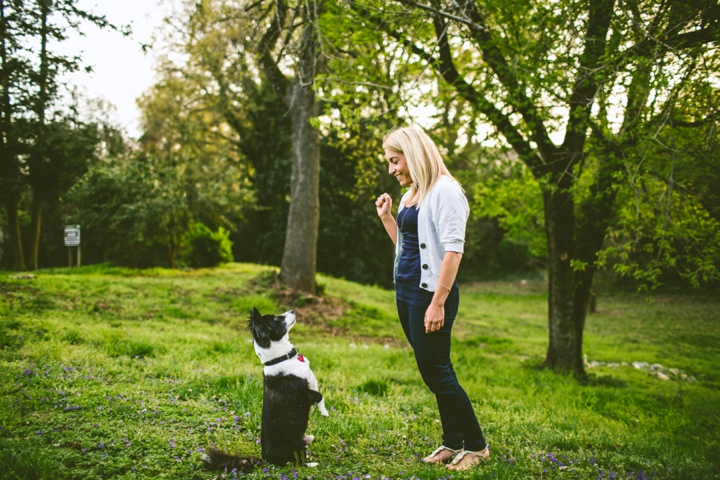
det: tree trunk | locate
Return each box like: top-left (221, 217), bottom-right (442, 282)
top-left (542, 175), bottom-right (584, 375)
top-left (542, 158), bottom-right (621, 377)
top-left (569, 153), bottom-right (624, 374)
top-left (253, 0), bottom-right (321, 294)
top-left (25, 0), bottom-right (49, 271)
top-left (169, 245), bottom-right (178, 269)
top-left (5, 198), bottom-right (26, 271)
top-left (571, 268), bottom-right (593, 373)
top-left (168, 227), bottom-right (180, 269)
top-left (28, 188), bottom-right (43, 270)
top-left (280, 77), bottom-right (320, 294)
top-left (0, 0), bottom-right (24, 271)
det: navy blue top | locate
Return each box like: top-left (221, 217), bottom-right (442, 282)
top-left (396, 205), bottom-right (458, 306)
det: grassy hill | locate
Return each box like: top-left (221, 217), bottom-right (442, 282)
top-left (0, 263), bottom-right (718, 479)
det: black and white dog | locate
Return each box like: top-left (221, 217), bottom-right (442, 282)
top-left (203, 307), bottom-right (328, 470)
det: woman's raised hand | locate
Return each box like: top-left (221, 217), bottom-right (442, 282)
top-left (376, 193), bottom-right (398, 245)
top-left (376, 193), bottom-right (392, 218)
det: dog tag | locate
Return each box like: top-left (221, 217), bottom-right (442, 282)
top-left (297, 354), bottom-right (305, 362)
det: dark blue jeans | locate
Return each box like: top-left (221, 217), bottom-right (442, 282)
top-left (397, 291), bottom-right (486, 452)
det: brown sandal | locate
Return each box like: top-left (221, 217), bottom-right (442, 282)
top-left (420, 445), bottom-right (462, 464)
top-left (446, 444), bottom-right (490, 470)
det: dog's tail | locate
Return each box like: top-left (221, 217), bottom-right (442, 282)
top-left (201, 449), bottom-right (263, 472)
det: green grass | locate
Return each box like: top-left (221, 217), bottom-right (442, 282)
top-left (0, 264), bottom-right (718, 479)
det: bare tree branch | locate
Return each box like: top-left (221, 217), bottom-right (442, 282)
top-left (393, 0), bottom-right (487, 32)
top-left (426, 13), bottom-right (543, 168)
top-left (671, 111), bottom-right (720, 127)
top-left (257, 0), bottom-right (290, 100)
top-left (460, 1), bottom-right (558, 160)
top-left (396, 0), bottom-right (556, 160)
top-left (562, 0), bottom-right (615, 156)
top-left (348, 3), bottom-right (542, 167)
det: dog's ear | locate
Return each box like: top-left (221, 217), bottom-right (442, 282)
top-left (247, 308), bottom-right (255, 330)
top-left (247, 307), bottom-right (260, 331)
top-left (250, 324), bottom-right (271, 348)
top-left (248, 307), bottom-right (271, 348)
top-left (307, 390), bottom-right (323, 405)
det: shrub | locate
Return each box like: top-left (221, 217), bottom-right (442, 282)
top-left (67, 157), bottom-right (190, 268)
top-left (181, 222), bottom-right (234, 268)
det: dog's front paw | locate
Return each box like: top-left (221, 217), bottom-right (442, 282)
top-left (319, 408), bottom-right (330, 417)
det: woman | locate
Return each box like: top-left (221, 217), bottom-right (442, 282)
top-left (375, 126), bottom-right (489, 471)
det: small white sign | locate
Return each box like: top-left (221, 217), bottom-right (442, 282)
top-left (64, 225), bottom-right (81, 247)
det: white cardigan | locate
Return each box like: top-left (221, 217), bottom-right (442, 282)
top-left (394, 175), bottom-right (469, 291)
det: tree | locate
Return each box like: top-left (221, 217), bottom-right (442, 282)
top-left (354, 0), bottom-right (720, 375)
top-left (0, 0), bottom-right (30, 270)
top-left (137, 0), bottom-right (402, 284)
top-left (249, 0), bottom-right (324, 294)
top-left (0, 0), bottom-right (118, 270)
top-left (141, 0), bottom-right (322, 290)
top-left (137, 58), bottom-right (256, 234)
top-left (24, 0), bottom-right (115, 270)
top-left (162, 0), bottom-right (328, 293)
top-left (597, 101), bottom-right (720, 290)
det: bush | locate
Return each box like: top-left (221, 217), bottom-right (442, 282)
top-left (66, 157), bottom-right (190, 268)
top-left (181, 222), bottom-right (234, 268)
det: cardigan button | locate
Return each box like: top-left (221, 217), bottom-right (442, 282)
top-left (421, 283), bottom-right (428, 288)
top-left (422, 264), bottom-right (428, 270)
top-left (420, 243), bottom-right (426, 248)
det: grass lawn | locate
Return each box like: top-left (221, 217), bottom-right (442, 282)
top-left (0, 263), bottom-right (718, 479)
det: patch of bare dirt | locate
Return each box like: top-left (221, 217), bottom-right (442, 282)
top-left (246, 272), bottom-right (399, 345)
top-left (247, 271), bottom-right (348, 324)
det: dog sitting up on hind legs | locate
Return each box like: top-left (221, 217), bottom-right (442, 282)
top-left (202, 307), bottom-right (327, 470)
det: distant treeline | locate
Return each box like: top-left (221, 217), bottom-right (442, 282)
top-left (0, 108), bottom-right (545, 287)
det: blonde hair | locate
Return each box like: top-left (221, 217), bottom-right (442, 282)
top-left (382, 126), bottom-right (457, 205)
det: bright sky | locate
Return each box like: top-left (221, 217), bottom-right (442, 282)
top-left (59, 0), bottom-right (169, 139)
top-left (56, 2), bottom-right (563, 147)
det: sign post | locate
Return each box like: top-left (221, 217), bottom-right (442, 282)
top-left (64, 225), bottom-right (81, 267)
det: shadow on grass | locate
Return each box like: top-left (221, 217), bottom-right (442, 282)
top-left (581, 373), bottom-right (628, 388)
top-left (0, 449), bottom-right (66, 480)
top-left (0, 281), bottom-right (55, 313)
top-left (517, 361), bottom-right (629, 388)
top-left (357, 379), bottom-right (389, 397)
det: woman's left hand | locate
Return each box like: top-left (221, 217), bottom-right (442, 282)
top-left (424, 303), bottom-right (445, 333)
